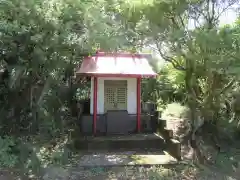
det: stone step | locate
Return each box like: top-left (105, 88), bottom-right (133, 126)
top-left (77, 150), bottom-right (177, 167)
top-left (73, 133), bottom-right (165, 151)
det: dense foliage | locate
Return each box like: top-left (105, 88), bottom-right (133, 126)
top-left (0, 0), bottom-right (135, 174)
top-left (122, 0), bottom-right (240, 163)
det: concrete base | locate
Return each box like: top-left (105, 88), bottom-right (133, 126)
top-left (80, 110), bottom-right (154, 135)
top-left (77, 110), bottom-right (181, 162)
top-left (74, 133), bottom-right (165, 152)
top-left (73, 134), bottom-right (177, 167)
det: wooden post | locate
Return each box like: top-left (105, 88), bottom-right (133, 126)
top-left (137, 78), bottom-right (141, 132)
top-left (93, 77), bottom-right (98, 135)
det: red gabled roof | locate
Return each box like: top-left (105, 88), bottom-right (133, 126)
top-left (76, 52), bottom-right (157, 78)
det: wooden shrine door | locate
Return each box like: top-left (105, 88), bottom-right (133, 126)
top-left (104, 80), bottom-right (128, 112)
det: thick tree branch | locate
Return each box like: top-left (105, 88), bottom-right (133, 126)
top-left (216, 1), bottom-right (238, 20)
top-left (178, 15), bottom-right (186, 29)
top-left (219, 78), bottom-right (236, 95)
top-left (191, 5), bottom-right (209, 24)
top-left (154, 40), bottom-right (186, 71)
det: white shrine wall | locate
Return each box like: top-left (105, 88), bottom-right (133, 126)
top-left (90, 77), bottom-right (137, 114)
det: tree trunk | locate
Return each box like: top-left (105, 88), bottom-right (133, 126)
top-left (185, 59), bottom-right (206, 164)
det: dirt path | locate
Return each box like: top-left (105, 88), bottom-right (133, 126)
top-left (41, 164), bottom-right (239, 180)
top-left (40, 149), bottom-right (240, 180)
top-left (1, 155), bottom-right (239, 179)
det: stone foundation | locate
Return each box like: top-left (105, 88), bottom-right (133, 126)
top-left (80, 110), bottom-right (153, 135)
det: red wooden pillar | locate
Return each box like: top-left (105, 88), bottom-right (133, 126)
top-left (136, 77), bottom-right (141, 133)
top-left (93, 77), bottom-right (98, 135)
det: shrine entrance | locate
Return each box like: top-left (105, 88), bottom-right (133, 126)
top-left (104, 80), bottom-right (128, 112)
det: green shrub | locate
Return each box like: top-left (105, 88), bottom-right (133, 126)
top-left (0, 136), bottom-right (18, 167)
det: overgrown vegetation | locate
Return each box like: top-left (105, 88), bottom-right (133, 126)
top-left (0, 0), bottom-right (240, 179)
top-left (123, 0), bottom-right (240, 164)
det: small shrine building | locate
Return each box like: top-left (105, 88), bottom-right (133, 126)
top-left (76, 51), bottom-right (157, 135)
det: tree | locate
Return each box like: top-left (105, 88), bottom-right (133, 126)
top-left (117, 0), bottom-right (240, 163)
top-left (0, 0), bottom-right (135, 135)
top-left (0, 0), bottom-right (143, 172)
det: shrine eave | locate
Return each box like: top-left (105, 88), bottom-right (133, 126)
top-left (76, 52), bottom-right (157, 78)
top-left (76, 73), bottom-right (156, 78)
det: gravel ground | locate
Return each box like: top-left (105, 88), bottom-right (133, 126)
top-left (69, 166), bottom-right (154, 180)
top-left (42, 165), bottom-right (239, 180)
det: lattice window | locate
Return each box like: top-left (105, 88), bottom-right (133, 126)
top-left (104, 80), bottom-right (128, 111)
top-left (105, 87), bottom-right (115, 104)
top-left (117, 87), bottom-right (127, 104)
